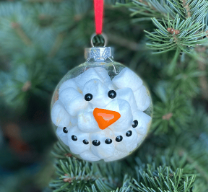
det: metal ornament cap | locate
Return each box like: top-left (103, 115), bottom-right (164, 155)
top-left (85, 33), bottom-right (113, 62)
top-left (84, 47), bottom-right (113, 62)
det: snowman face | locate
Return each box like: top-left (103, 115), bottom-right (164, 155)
top-left (51, 67), bottom-right (152, 162)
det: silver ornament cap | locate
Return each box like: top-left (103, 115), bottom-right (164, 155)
top-left (84, 47), bottom-right (113, 62)
top-left (85, 33), bottom-right (113, 62)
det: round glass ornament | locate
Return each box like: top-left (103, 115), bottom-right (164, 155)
top-left (51, 45), bottom-right (152, 162)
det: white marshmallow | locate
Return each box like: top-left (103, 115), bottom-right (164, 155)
top-left (77, 111), bottom-right (100, 133)
top-left (70, 116), bottom-right (77, 127)
top-left (107, 99), bottom-right (133, 132)
top-left (132, 110), bottom-right (151, 135)
top-left (67, 126), bottom-right (90, 154)
top-left (59, 78), bottom-right (80, 93)
top-left (74, 68), bottom-right (103, 90)
top-left (79, 150), bottom-right (101, 162)
top-left (83, 79), bottom-right (111, 108)
top-left (56, 127), bottom-right (69, 146)
top-left (90, 129), bottom-right (115, 159)
top-left (51, 100), bottom-right (71, 127)
top-left (52, 66), bottom-right (151, 162)
top-left (105, 99), bottom-right (120, 112)
top-left (134, 85), bottom-right (151, 111)
top-left (104, 149), bottom-right (127, 162)
top-left (116, 88), bottom-right (138, 114)
top-left (107, 83), bottom-right (116, 90)
top-left (114, 128), bottom-right (138, 153)
top-left (94, 67), bottom-right (114, 89)
top-left (94, 67), bottom-right (111, 84)
top-left (112, 67), bottom-right (143, 91)
top-left (59, 88), bottom-right (88, 116)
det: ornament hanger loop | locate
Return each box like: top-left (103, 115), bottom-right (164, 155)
top-left (94, 0), bottom-right (104, 35)
top-left (91, 33), bottom-right (108, 47)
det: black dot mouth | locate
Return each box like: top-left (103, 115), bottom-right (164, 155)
top-left (71, 135), bottom-right (77, 141)
top-left (63, 127), bottom-right (68, 133)
top-left (92, 140), bottom-right (101, 146)
top-left (83, 139), bottom-right (89, 144)
top-left (115, 135), bottom-right (123, 142)
top-left (105, 138), bottom-right (112, 144)
top-left (126, 130), bottom-right (132, 137)
top-left (132, 120), bottom-right (138, 128)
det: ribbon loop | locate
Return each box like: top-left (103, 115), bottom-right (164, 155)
top-left (94, 0), bottom-right (104, 35)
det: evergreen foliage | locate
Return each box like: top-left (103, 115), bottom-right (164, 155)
top-left (0, 0), bottom-right (208, 191)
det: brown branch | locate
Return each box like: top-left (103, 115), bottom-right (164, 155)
top-left (11, 22), bottom-right (32, 46)
top-left (181, 0), bottom-right (191, 18)
top-left (65, 153), bottom-right (73, 157)
top-left (198, 62), bottom-right (208, 99)
top-left (206, 30), bottom-right (208, 38)
top-left (48, 33), bottom-right (65, 58)
top-left (22, 81), bottom-right (31, 92)
top-left (139, 0), bottom-right (149, 6)
top-left (173, 35), bottom-right (179, 45)
top-left (106, 33), bottom-right (141, 51)
top-left (162, 113), bottom-right (173, 120)
top-left (195, 46), bottom-right (208, 100)
top-left (63, 174), bottom-right (106, 183)
top-left (48, 13), bottom-right (86, 58)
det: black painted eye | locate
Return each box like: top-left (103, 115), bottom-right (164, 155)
top-left (108, 90), bottom-right (116, 99)
top-left (92, 140), bottom-right (100, 146)
top-left (83, 139), bottom-right (89, 144)
top-left (115, 135), bottom-right (123, 142)
top-left (85, 93), bottom-right (93, 101)
top-left (105, 138), bottom-right (112, 144)
top-left (71, 135), bottom-right (77, 141)
top-left (126, 130), bottom-right (132, 137)
top-left (132, 120), bottom-right (138, 128)
top-left (63, 127), bottom-right (68, 133)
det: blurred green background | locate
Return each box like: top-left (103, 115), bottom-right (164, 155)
top-left (1, 0), bottom-right (208, 191)
top-left (0, 0), bottom-right (141, 191)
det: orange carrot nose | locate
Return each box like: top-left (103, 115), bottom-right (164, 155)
top-left (93, 108), bottom-right (121, 130)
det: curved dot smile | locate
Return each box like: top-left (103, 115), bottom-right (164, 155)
top-left (115, 135), bottom-right (123, 142)
top-left (83, 139), bottom-right (89, 144)
top-left (132, 120), bottom-right (138, 128)
top-left (71, 135), bottom-right (77, 141)
top-left (126, 130), bottom-right (132, 137)
top-left (63, 127), bottom-right (68, 133)
top-left (105, 138), bottom-right (112, 144)
top-left (92, 140), bottom-right (100, 146)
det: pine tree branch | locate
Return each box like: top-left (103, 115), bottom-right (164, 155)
top-left (48, 33), bottom-right (65, 58)
top-left (181, 0), bottom-right (191, 18)
top-left (195, 46), bottom-right (208, 100)
top-left (21, 81), bottom-right (31, 92)
top-left (63, 173), bottom-right (106, 183)
top-left (107, 33), bottom-right (141, 51)
top-left (133, 163), bottom-right (196, 192)
top-left (198, 59), bottom-right (208, 100)
top-left (145, 16), bottom-right (205, 54)
top-left (162, 113), bottom-right (173, 120)
top-left (11, 22), bottom-right (32, 46)
top-left (179, 148), bottom-right (208, 183)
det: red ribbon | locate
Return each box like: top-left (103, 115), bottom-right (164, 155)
top-left (94, 0), bottom-right (104, 35)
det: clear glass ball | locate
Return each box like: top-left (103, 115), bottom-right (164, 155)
top-left (51, 60), bottom-right (152, 162)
